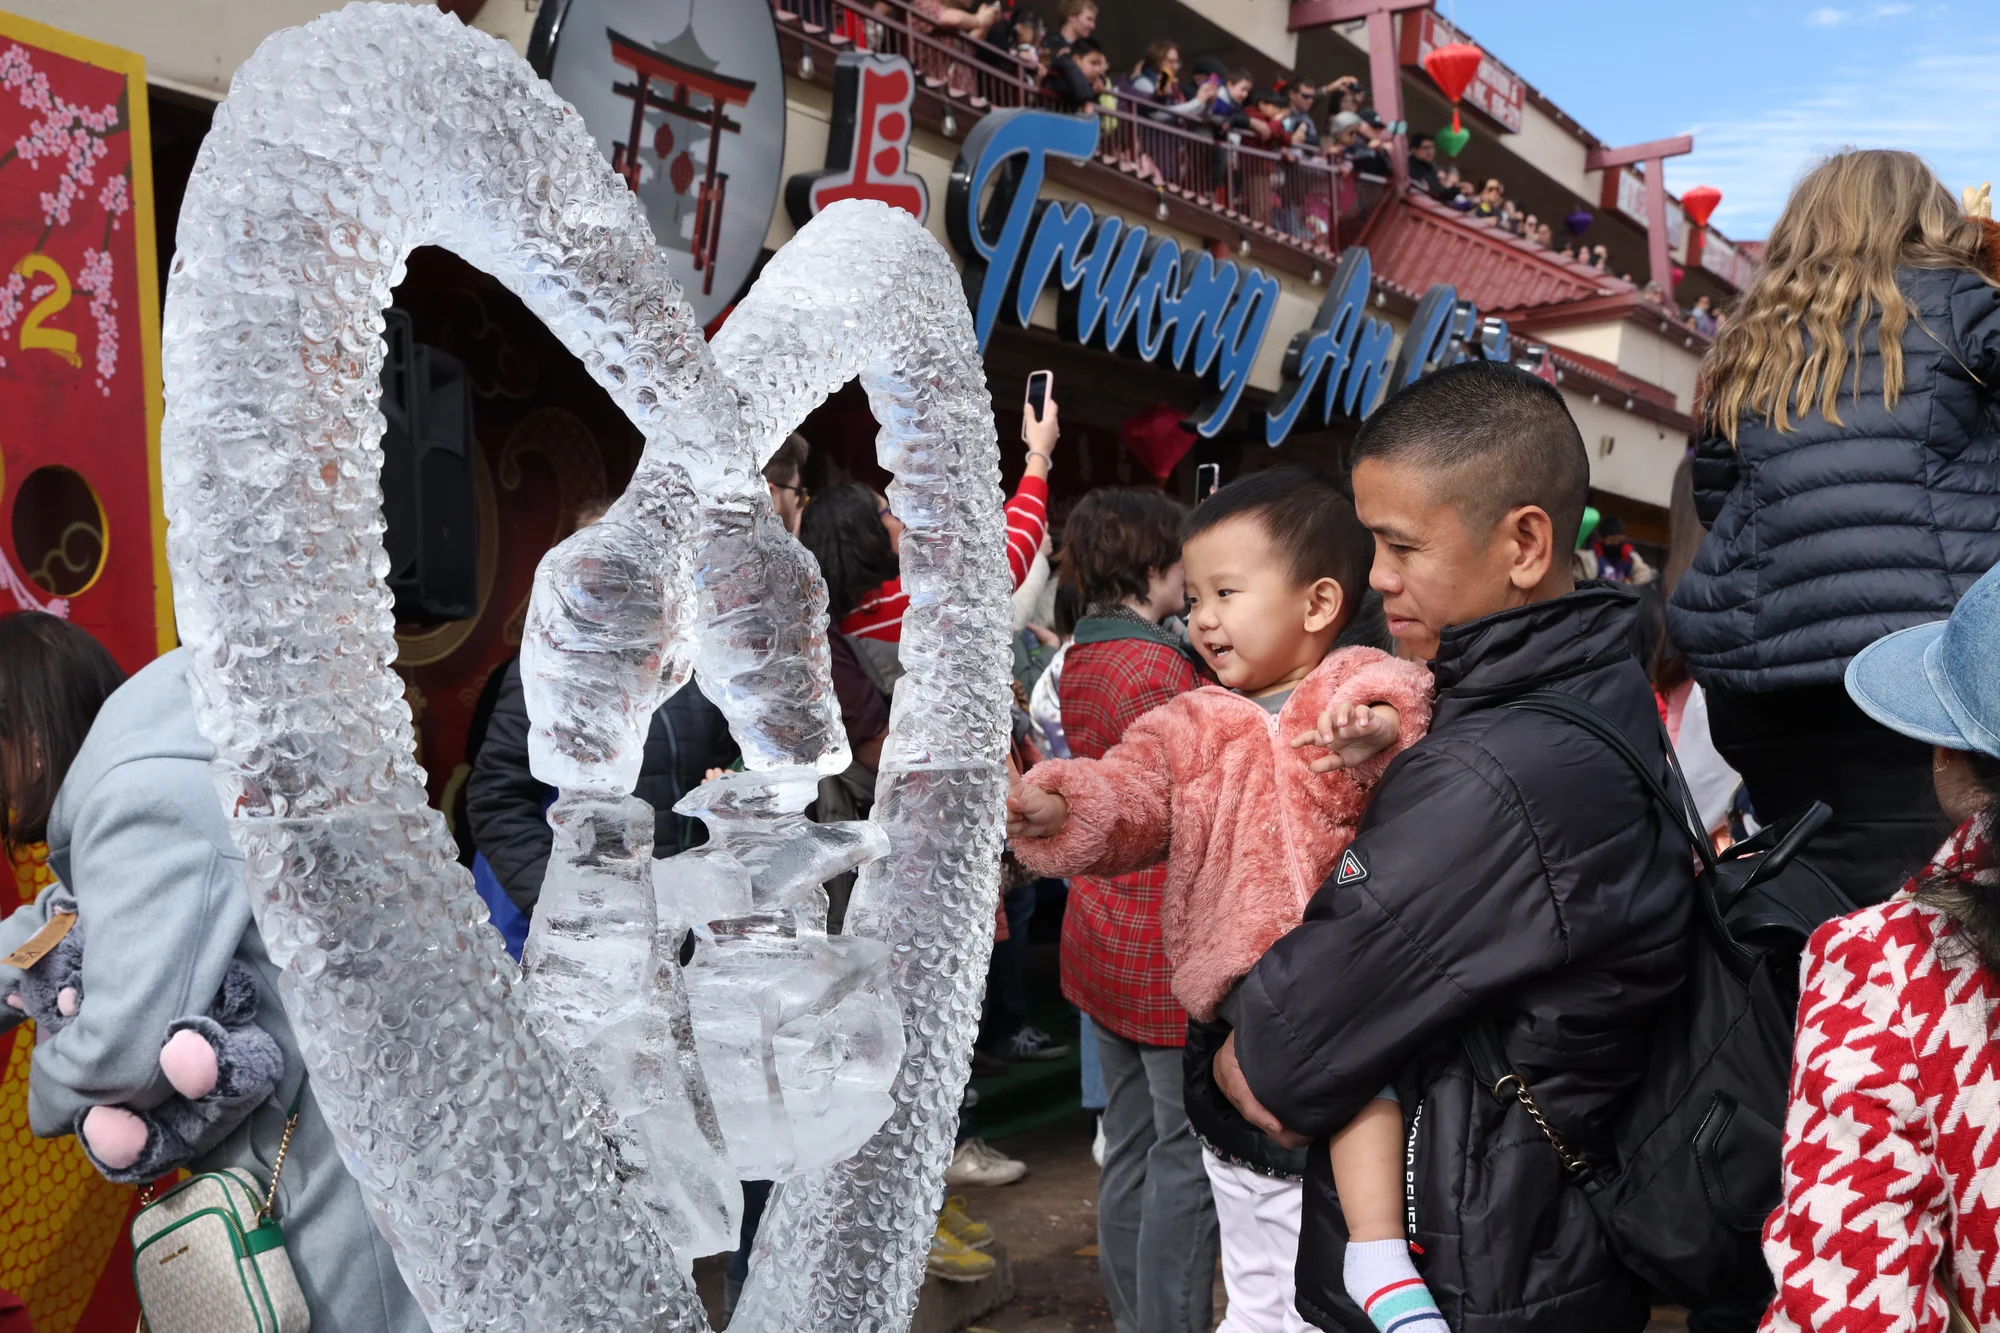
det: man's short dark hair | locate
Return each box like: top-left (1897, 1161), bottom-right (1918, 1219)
top-left (1059, 487), bottom-right (1186, 609)
top-left (1351, 360), bottom-right (1589, 544)
top-left (763, 431), bottom-right (808, 486)
top-left (1183, 467), bottom-right (1374, 617)
top-left (1070, 37), bottom-right (1103, 59)
top-left (1410, 131), bottom-right (1434, 150)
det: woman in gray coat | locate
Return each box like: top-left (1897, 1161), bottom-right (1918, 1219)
top-left (0, 615), bottom-right (423, 1331)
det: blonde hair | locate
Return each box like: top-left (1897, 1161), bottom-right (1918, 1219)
top-left (1703, 149), bottom-right (1994, 442)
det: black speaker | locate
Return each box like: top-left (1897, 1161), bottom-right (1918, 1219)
top-left (380, 308), bottom-right (479, 622)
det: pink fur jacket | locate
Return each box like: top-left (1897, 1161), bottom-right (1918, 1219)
top-left (1012, 647), bottom-right (1432, 1021)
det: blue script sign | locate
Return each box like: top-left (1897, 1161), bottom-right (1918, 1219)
top-left (945, 109), bottom-right (1509, 447)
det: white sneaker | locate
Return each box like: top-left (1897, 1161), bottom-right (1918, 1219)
top-left (1092, 1114), bottom-right (1106, 1168)
top-left (944, 1138), bottom-right (1027, 1187)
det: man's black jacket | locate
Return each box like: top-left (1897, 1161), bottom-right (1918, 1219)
top-left (1232, 585), bottom-right (1690, 1333)
top-left (466, 658), bottom-right (740, 913)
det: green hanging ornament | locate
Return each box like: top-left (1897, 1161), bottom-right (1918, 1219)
top-left (1436, 124), bottom-right (1470, 157)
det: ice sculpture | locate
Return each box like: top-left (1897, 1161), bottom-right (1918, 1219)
top-left (159, 4), bottom-right (1009, 1332)
top-left (670, 769), bottom-right (902, 1180)
top-left (708, 210), bottom-right (1013, 1333)
top-left (518, 469), bottom-right (742, 1258)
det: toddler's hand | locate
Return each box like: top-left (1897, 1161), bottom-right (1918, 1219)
top-left (1292, 702), bottom-right (1401, 774)
top-left (1006, 764), bottom-right (1069, 839)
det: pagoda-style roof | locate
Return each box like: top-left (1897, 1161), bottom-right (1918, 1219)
top-left (607, 25), bottom-right (756, 106)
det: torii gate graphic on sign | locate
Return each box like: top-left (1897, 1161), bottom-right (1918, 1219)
top-left (607, 24), bottom-right (757, 297)
top-left (1586, 134), bottom-right (1694, 302)
top-left (1288, 0), bottom-right (1431, 192)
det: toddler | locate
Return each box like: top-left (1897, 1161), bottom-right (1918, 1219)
top-left (1008, 468), bottom-right (1443, 1333)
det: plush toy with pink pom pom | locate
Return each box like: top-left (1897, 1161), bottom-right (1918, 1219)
top-left (2, 889), bottom-right (285, 1183)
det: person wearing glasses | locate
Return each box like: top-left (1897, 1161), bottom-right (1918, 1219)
top-left (764, 432), bottom-right (811, 535)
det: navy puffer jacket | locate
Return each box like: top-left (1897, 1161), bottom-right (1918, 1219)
top-left (1669, 265), bottom-right (2000, 692)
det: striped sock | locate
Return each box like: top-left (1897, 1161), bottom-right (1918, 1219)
top-left (1343, 1238), bottom-right (1449, 1331)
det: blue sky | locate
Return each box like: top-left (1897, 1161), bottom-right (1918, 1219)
top-left (1433, 1), bottom-right (2000, 240)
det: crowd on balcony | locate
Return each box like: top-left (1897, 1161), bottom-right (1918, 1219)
top-left (803, 0), bottom-right (1741, 331)
top-left (814, 0), bottom-right (1411, 247)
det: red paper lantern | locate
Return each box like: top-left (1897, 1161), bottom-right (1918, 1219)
top-left (1422, 42), bottom-right (1484, 132)
top-left (1119, 404), bottom-right (1197, 483)
top-left (1681, 184), bottom-right (1722, 230)
top-left (669, 149), bottom-right (696, 196)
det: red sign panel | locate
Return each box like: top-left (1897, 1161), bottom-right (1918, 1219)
top-left (0, 13), bottom-right (166, 672)
top-left (1400, 12), bottom-right (1524, 134)
top-left (784, 52), bottom-right (928, 227)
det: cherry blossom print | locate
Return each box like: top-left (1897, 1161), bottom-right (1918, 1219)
top-left (0, 43), bottom-right (121, 231)
top-left (75, 246), bottom-right (114, 392)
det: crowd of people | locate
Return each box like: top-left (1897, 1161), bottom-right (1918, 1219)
top-left (1402, 155), bottom-right (1727, 336)
top-left (838, 0), bottom-right (1741, 331)
top-left (1, 143), bottom-right (1998, 1333)
top-left (980, 147), bottom-right (2000, 1333)
top-left (823, 0), bottom-right (1413, 246)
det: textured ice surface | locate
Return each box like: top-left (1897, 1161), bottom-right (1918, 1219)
top-left (519, 463), bottom-right (739, 1260)
top-left (670, 771), bottom-right (900, 1180)
top-left (712, 195), bottom-right (1012, 1333)
top-left (160, 4), bottom-right (1008, 1330)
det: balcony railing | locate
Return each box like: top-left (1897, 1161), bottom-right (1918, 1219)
top-left (772, 0), bottom-right (1381, 259)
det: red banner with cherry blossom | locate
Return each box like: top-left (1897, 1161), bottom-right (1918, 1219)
top-left (0, 12), bottom-right (168, 673)
top-left (0, 23), bottom-right (161, 1333)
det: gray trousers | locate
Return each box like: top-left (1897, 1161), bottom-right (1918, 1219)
top-left (1095, 1024), bottom-right (1220, 1333)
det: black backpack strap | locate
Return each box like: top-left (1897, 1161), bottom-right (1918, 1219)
top-left (1505, 688), bottom-right (1718, 877)
top-left (1462, 687), bottom-right (1711, 1180)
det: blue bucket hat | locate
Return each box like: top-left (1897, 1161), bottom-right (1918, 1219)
top-left (1846, 561), bottom-right (2000, 758)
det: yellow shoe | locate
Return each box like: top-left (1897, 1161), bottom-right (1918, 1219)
top-left (926, 1223), bottom-right (998, 1283)
top-left (940, 1195), bottom-right (994, 1250)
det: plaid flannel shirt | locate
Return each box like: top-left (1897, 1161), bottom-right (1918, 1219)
top-left (1055, 633), bottom-right (1200, 1047)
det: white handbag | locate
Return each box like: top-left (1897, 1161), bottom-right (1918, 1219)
top-left (130, 1091), bottom-right (309, 1333)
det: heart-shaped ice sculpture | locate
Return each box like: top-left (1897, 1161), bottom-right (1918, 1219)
top-left (159, 5), bottom-right (1010, 1330)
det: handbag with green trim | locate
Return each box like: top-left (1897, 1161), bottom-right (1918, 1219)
top-left (130, 1083), bottom-right (309, 1333)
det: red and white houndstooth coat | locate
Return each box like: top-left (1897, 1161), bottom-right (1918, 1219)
top-left (1760, 820), bottom-right (2000, 1332)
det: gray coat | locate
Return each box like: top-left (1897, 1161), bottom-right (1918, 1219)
top-left (0, 649), bottom-right (425, 1332)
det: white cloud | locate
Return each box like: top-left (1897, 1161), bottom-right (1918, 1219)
top-left (1807, 3), bottom-right (1912, 23)
top-left (1664, 33), bottom-right (2000, 238)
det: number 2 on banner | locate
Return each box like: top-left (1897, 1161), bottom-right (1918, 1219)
top-left (13, 253), bottom-right (80, 369)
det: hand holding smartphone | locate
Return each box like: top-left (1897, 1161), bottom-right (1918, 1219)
top-left (1023, 371), bottom-right (1059, 470)
top-left (1025, 370), bottom-right (1052, 428)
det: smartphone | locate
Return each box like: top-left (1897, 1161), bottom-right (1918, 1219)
top-left (1023, 370), bottom-right (1053, 440)
top-left (1196, 462), bottom-right (1220, 500)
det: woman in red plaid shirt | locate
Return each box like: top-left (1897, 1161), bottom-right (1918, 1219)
top-left (1051, 485), bottom-right (1219, 1333)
